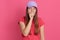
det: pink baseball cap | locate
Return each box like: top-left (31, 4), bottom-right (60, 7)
top-left (27, 1), bottom-right (37, 8)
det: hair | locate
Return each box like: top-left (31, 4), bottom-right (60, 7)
top-left (25, 7), bottom-right (39, 35)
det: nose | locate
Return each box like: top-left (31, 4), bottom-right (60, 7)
top-left (31, 8), bottom-right (34, 12)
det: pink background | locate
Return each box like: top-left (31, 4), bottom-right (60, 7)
top-left (0, 0), bottom-right (60, 40)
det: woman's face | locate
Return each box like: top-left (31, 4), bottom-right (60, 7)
top-left (28, 6), bottom-right (36, 17)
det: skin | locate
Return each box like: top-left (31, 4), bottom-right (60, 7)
top-left (19, 6), bottom-right (45, 40)
top-left (40, 25), bottom-right (45, 40)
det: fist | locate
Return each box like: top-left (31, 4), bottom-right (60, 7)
top-left (29, 13), bottom-right (34, 19)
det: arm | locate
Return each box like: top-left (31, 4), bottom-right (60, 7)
top-left (40, 25), bottom-right (45, 40)
top-left (19, 18), bottom-right (33, 36)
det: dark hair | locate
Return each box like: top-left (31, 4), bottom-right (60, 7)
top-left (25, 7), bottom-right (39, 35)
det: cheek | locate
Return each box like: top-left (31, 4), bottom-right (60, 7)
top-left (28, 9), bottom-right (31, 13)
top-left (33, 10), bottom-right (36, 13)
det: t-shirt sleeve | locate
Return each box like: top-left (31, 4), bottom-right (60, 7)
top-left (38, 17), bottom-right (45, 27)
top-left (19, 17), bottom-right (24, 22)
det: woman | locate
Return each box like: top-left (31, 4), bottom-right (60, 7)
top-left (19, 1), bottom-right (45, 40)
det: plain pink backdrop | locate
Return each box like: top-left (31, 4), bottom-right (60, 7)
top-left (0, 0), bottom-right (60, 40)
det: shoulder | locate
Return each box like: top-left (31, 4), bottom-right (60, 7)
top-left (19, 16), bottom-right (26, 25)
top-left (38, 17), bottom-right (45, 26)
top-left (19, 16), bottom-right (26, 23)
top-left (38, 17), bottom-right (43, 22)
top-left (20, 16), bottom-right (25, 21)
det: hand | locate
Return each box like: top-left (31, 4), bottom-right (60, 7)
top-left (29, 13), bottom-right (34, 20)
